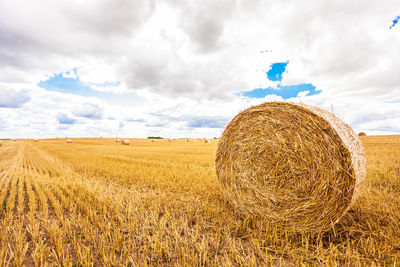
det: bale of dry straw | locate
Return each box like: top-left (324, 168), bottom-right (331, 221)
top-left (121, 139), bottom-right (130, 145)
top-left (151, 139), bottom-right (156, 142)
top-left (0, 140), bottom-right (2, 147)
top-left (204, 139), bottom-right (210, 143)
top-left (116, 138), bottom-right (121, 142)
top-left (216, 102), bottom-right (366, 232)
top-left (186, 138), bottom-right (190, 142)
top-left (66, 139), bottom-right (72, 143)
top-left (33, 139), bottom-right (39, 142)
top-left (358, 132), bottom-right (366, 136)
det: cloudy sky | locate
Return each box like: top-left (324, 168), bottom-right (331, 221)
top-left (0, 0), bottom-right (399, 138)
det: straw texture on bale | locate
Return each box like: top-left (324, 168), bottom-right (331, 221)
top-left (204, 139), bottom-right (210, 143)
top-left (216, 102), bottom-right (366, 232)
top-left (358, 132), bottom-right (366, 136)
top-left (66, 139), bottom-right (72, 143)
top-left (121, 140), bottom-right (130, 145)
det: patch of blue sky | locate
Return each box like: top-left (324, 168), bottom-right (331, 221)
top-left (266, 62), bottom-right (288, 81)
top-left (38, 70), bottom-right (143, 106)
top-left (389, 15), bottom-right (400, 29)
top-left (384, 98), bottom-right (400, 103)
top-left (38, 72), bottom-right (94, 96)
top-left (241, 83), bottom-right (320, 100)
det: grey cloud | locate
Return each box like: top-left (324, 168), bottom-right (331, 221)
top-left (170, 0), bottom-right (236, 52)
top-left (186, 116), bottom-right (228, 128)
top-left (148, 113), bottom-right (229, 129)
top-left (0, 89), bottom-right (30, 108)
top-left (57, 113), bottom-right (76, 124)
top-left (145, 122), bottom-right (169, 128)
top-left (127, 118), bottom-right (145, 123)
top-left (125, 114), bottom-right (146, 122)
top-left (122, 48), bottom-right (169, 90)
top-left (73, 103), bottom-right (103, 119)
top-left (366, 126), bottom-right (400, 132)
top-left (64, 0), bottom-right (155, 38)
top-left (0, 0), bottom-right (156, 84)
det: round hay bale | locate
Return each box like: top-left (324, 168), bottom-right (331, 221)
top-left (121, 139), bottom-right (130, 145)
top-left (186, 138), bottom-right (190, 142)
top-left (358, 132), bottom-right (366, 136)
top-left (204, 139), bottom-right (210, 143)
top-left (33, 139), bottom-right (39, 142)
top-left (66, 139), bottom-right (72, 143)
top-left (116, 138), bottom-right (121, 142)
top-left (0, 140), bottom-right (2, 147)
top-left (151, 139), bottom-right (156, 143)
top-left (216, 102), bottom-right (366, 232)
top-left (168, 138), bottom-right (172, 142)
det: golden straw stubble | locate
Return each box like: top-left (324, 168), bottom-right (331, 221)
top-left (216, 102), bottom-right (366, 232)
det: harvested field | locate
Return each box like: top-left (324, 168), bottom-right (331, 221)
top-left (0, 136), bottom-right (399, 265)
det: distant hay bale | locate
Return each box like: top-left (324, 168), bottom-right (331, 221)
top-left (0, 140), bottom-right (2, 147)
top-left (152, 139), bottom-right (156, 142)
top-left (121, 140), bottom-right (130, 145)
top-left (186, 138), bottom-right (190, 142)
top-left (116, 138), bottom-right (121, 142)
top-left (168, 138), bottom-right (172, 142)
top-left (358, 132), bottom-right (366, 136)
top-left (216, 102), bottom-right (366, 232)
top-left (33, 139), bottom-right (39, 142)
top-left (13, 139), bottom-right (16, 142)
top-left (66, 139), bottom-right (72, 143)
top-left (204, 139), bottom-right (210, 143)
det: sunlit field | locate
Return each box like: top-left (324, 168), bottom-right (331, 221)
top-left (0, 136), bottom-right (399, 266)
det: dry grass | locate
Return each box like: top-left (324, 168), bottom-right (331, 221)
top-left (0, 136), bottom-right (399, 265)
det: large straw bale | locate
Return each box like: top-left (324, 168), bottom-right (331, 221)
top-left (216, 102), bottom-right (366, 232)
top-left (66, 139), bottom-right (72, 143)
top-left (121, 140), bottom-right (130, 145)
top-left (0, 140), bottom-right (2, 147)
top-left (358, 132), bottom-right (366, 136)
top-left (116, 138), bottom-right (121, 142)
top-left (204, 139), bottom-right (210, 143)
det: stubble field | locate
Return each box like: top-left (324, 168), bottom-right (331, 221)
top-left (0, 136), bottom-right (399, 266)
